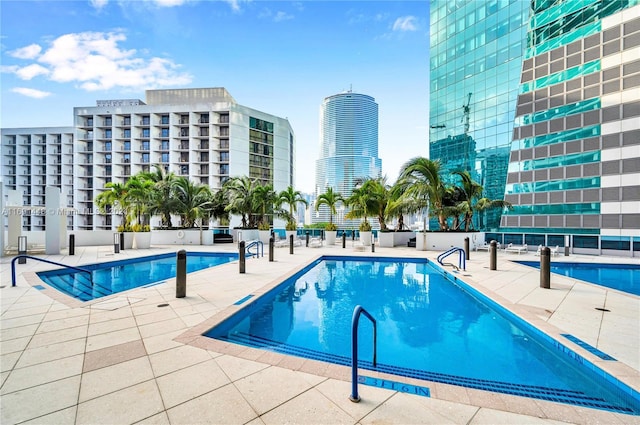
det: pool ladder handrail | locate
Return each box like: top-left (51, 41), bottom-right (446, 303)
top-left (245, 240), bottom-right (264, 258)
top-left (11, 255), bottom-right (93, 287)
top-left (350, 305), bottom-right (377, 403)
top-left (437, 247), bottom-right (466, 271)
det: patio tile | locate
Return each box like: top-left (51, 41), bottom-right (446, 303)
top-left (0, 335), bottom-right (30, 354)
top-left (132, 411), bottom-right (171, 424)
top-left (80, 356), bottom-right (154, 402)
top-left (234, 366), bottom-right (321, 415)
top-left (142, 329), bottom-right (185, 354)
top-left (259, 387), bottom-right (354, 425)
top-left (469, 407), bottom-right (561, 424)
top-left (36, 313), bottom-right (90, 333)
top-left (89, 306), bottom-right (134, 324)
top-left (76, 380), bottom-right (165, 425)
top-left (315, 378), bottom-right (394, 421)
top-left (83, 339), bottom-right (148, 372)
top-left (214, 353), bottom-right (270, 381)
top-left (1, 313), bottom-right (45, 329)
top-left (138, 317), bottom-right (188, 338)
top-left (148, 344), bottom-right (213, 377)
top-left (85, 327), bottom-right (141, 352)
top-left (87, 315), bottom-right (137, 336)
top-left (166, 383), bottom-right (258, 425)
top-left (21, 406), bottom-right (77, 425)
top-left (27, 324), bottom-right (87, 349)
top-left (1, 354), bottom-right (84, 394)
top-left (156, 358), bottom-right (230, 408)
top-left (16, 337), bottom-right (86, 368)
top-left (0, 352), bottom-right (20, 373)
top-left (0, 323), bottom-right (39, 342)
top-left (0, 376), bottom-right (80, 424)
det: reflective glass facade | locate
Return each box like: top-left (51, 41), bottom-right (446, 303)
top-left (429, 0), bottom-right (529, 230)
top-left (314, 92), bottom-right (381, 225)
top-left (502, 1), bottom-right (640, 238)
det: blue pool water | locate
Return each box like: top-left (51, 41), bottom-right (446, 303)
top-left (205, 255), bottom-right (640, 414)
top-left (37, 252), bottom-right (238, 301)
top-left (515, 261), bottom-right (640, 296)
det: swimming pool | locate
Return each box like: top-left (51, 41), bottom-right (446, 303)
top-left (37, 252), bottom-right (238, 302)
top-left (204, 255), bottom-right (640, 414)
top-left (515, 261), bottom-right (640, 296)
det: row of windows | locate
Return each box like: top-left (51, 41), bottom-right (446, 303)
top-left (516, 125), bottom-right (600, 149)
top-left (249, 129), bottom-right (274, 144)
top-left (250, 117), bottom-right (273, 134)
top-left (520, 60), bottom-right (600, 93)
top-left (510, 203), bottom-right (600, 215)
top-left (515, 98), bottom-right (600, 126)
top-left (505, 177), bottom-right (600, 194)
top-left (507, 150), bottom-right (600, 173)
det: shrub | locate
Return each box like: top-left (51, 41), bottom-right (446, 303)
top-left (359, 221), bottom-right (372, 232)
top-left (258, 221), bottom-right (270, 231)
top-left (325, 222), bottom-right (337, 231)
top-left (285, 220), bottom-right (297, 231)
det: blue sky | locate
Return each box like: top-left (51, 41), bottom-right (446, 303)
top-left (1, 0), bottom-right (429, 192)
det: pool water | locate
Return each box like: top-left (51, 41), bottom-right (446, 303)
top-left (37, 252), bottom-right (238, 301)
top-left (515, 261), bottom-right (640, 296)
top-left (205, 255), bottom-right (640, 414)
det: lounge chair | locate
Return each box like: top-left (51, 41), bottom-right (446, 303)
top-left (475, 242), bottom-right (490, 251)
top-left (309, 238), bottom-right (323, 248)
top-left (534, 245), bottom-right (543, 256)
top-left (550, 245), bottom-right (560, 256)
top-left (505, 243), bottom-right (528, 254)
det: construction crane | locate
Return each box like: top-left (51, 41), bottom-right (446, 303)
top-left (461, 92), bottom-right (472, 134)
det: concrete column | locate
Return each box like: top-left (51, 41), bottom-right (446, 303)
top-left (45, 186), bottom-right (61, 255)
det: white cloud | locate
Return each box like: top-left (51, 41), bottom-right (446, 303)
top-left (89, 0), bottom-right (108, 10)
top-left (273, 11), bottom-right (293, 22)
top-left (9, 44), bottom-right (42, 60)
top-left (15, 64), bottom-right (49, 80)
top-left (392, 16), bottom-right (417, 32)
top-left (12, 87), bottom-right (52, 98)
top-left (5, 31), bottom-right (192, 91)
top-left (152, 0), bottom-right (188, 7)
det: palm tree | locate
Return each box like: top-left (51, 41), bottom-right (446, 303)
top-left (95, 182), bottom-right (130, 230)
top-left (344, 179), bottom-right (378, 231)
top-left (277, 185), bottom-right (308, 230)
top-left (141, 165), bottom-right (177, 228)
top-left (475, 197), bottom-right (513, 230)
top-left (172, 177), bottom-right (212, 228)
top-left (224, 176), bottom-right (259, 228)
top-left (209, 188), bottom-right (230, 226)
top-left (315, 187), bottom-right (344, 230)
top-left (252, 183), bottom-right (276, 228)
top-left (452, 170), bottom-right (484, 231)
top-left (124, 175), bottom-right (154, 228)
top-left (397, 157), bottom-right (448, 230)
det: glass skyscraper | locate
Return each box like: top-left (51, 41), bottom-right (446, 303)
top-left (430, 1), bottom-right (640, 254)
top-left (314, 91), bottom-right (381, 226)
top-left (429, 0), bottom-right (529, 230)
top-left (503, 0), bottom-right (640, 251)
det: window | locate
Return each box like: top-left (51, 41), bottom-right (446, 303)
top-left (105, 130), bottom-right (112, 138)
top-left (141, 116), bottom-right (150, 125)
top-left (161, 153), bottom-right (169, 162)
top-left (123, 141), bottom-right (131, 150)
top-left (123, 129), bottom-right (131, 138)
top-left (142, 129), bottom-right (150, 138)
top-left (220, 164), bottom-right (229, 175)
top-left (161, 128), bottom-right (169, 137)
top-left (141, 153), bottom-right (150, 163)
top-left (161, 140), bottom-right (170, 150)
top-left (141, 141), bottom-right (150, 150)
top-left (161, 115), bottom-right (169, 125)
top-left (123, 153), bottom-right (131, 163)
top-left (220, 152), bottom-right (229, 161)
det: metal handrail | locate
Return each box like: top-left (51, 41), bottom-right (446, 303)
top-left (350, 305), bottom-right (377, 403)
top-left (437, 247), bottom-right (466, 271)
top-left (245, 240), bottom-right (264, 258)
top-left (11, 255), bottom-right (93, 287)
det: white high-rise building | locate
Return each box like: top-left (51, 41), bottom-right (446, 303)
top-left (314, 91), bottom-right (381, 226)
top-left (1, 87), bottom-right (295, 230)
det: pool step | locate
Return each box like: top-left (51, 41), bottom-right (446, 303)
top-left (217, 332), bottom-right (633, 414)
top-left (40, 273), bottom-right (111, 302)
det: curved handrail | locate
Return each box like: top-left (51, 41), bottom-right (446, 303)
top-left (350, 305), bottom-right (377, 403)
top-left (437, 247), bottom-right (466, 271)
top-left (245, 240), bottom-right (264, 258)
top-left (11, 255), bottom-right (93, 287)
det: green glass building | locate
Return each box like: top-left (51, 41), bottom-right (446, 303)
top-left (430, 1), bottom-right (640, 254)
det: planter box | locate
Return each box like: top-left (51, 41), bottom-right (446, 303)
top-left (259, 230), bottom-right (271, 244)
top-left (378, 231), bottom-right (414, 247)
top-left (360, 231), bottom-right (372, 246)
top-left (133, 232), bottom-right (151, 249)
top-left (325, 230), bottom-right (337, 245)
top-left (421, 231), bottom-right (485, 251)
top-left (123, 232), bottom-right (134, 249)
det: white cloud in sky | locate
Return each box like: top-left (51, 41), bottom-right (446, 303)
top-left (15, 64), bottom-right (50, 80)
top-left (4, 31), bottom-right (192, 91)
top-left (273, 11), bottom-right (293, 22)
top-left (89, 0), bottom-right (108, 10)
top-left (392, 16), bottom-right (417, 32)
top-left (9, 44), bottom-right (42, 59)
top-left (12, 87), bottom-right (52, 98)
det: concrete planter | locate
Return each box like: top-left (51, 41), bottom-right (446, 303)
top-left (123, 232), bottom-right (134, 249)
top-left (360, 231), bottom-right (372, 246)
top-left (133, 232), bottom-right (151, 249)
top-left (325, 230), bottom-right (337, 245)
top-left (379, 231), bottom-right (414, 247)
top-left (415, 232), bottom-right (428, 251)
top-left (259, 230), bottom-right (271, 244)
top-left (421, 231), bottom-right (485, 251)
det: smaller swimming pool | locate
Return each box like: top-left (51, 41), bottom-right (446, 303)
top-left (515, 261), bottom-right (640, 296)
top-left (37, 252), bottom-right (238, 301)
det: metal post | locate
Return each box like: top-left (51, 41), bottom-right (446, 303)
top-left (69, 234), bottom-right (75, 256)
top-left (489, 240), bottom-right (497, 270)
top-left (342, 232), bottom-right (346, 249)
top-left (119, 232), bottom-right (125, 250)
top-left (176, 249), bottom-right (187, 298)
top-left (540, 247), bottom-right (551, 288)
top-left (289, 234), bottom-right (294, 255)
top-left (269, 237), bottom-right (274, 262)
top-left (564, 235), bottom-right (570, 256)
top-left (306, 231), bottom-right (310, 247)
top-left (239, 241), bottom-right (246, 273)
top-left (371, 235), bottom-right (375, 253)
top-left (352, 231), bottom-right (355, 242)
top-left (113, 233), bottom-right (120, 254)
top-left (464, 237), bottom-right (470, 260)
top-left (18, 236), bottom-right (27, 264)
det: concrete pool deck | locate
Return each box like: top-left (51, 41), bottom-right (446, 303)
top-left (1, 242), bottom-right (639, 424)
